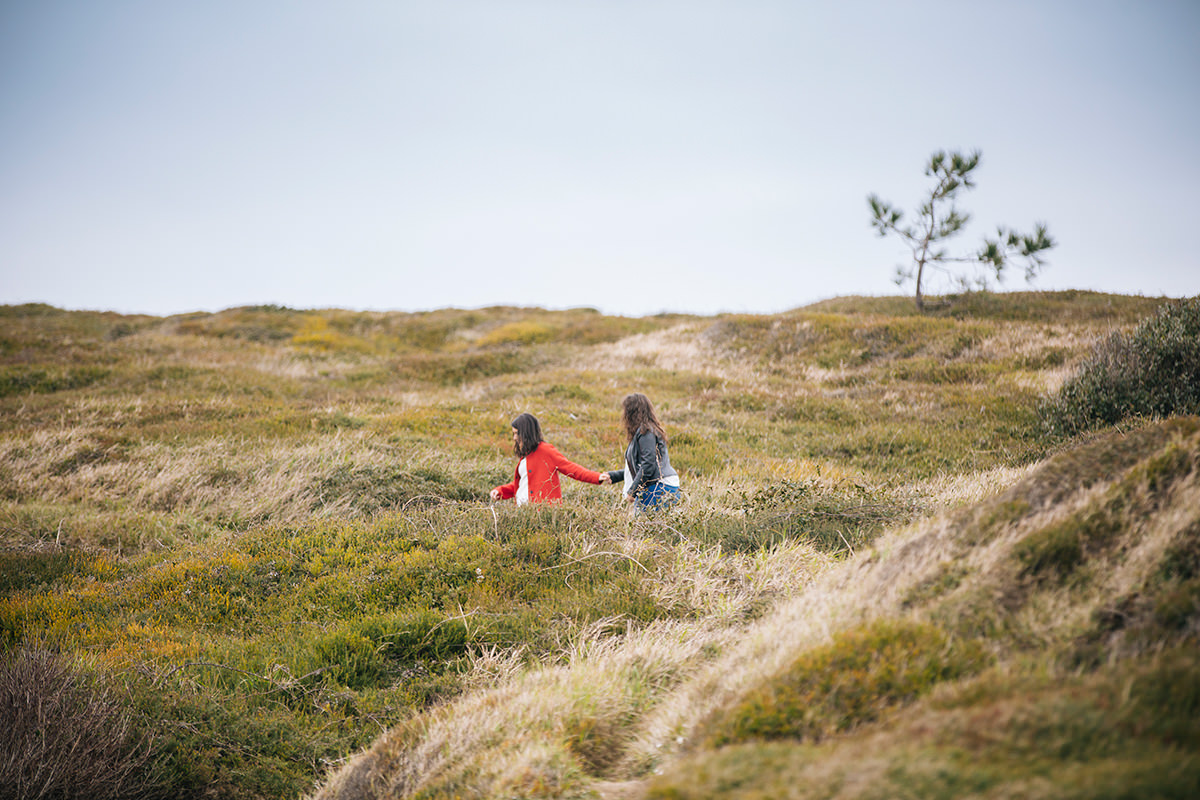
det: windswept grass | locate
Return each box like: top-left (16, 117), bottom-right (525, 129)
top-left (1, 292), bottom-right (1190, 799)
top-left (647, 646), bottom-right (1200, 800)
top-left (312, 416), bottom-right (1200, 800)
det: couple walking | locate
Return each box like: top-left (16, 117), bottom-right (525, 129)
top-left (489, 393), bottom-right (680, 511)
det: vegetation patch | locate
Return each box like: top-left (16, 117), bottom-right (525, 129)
top-left (808, 290), bottom-right (1167, 325)
top-left (0, 549), bottom-right (122, 594)
top-left (392, 350), bottom-right (529, 385)
top-left (704, 620), bottom-right (989, 747)
top-left (1011, 507), bottom-right (1118, 583)
top-left (736, 478), bottom-right (909, 553)
top-left (475, 320), bottom-right (558, 347)
top-left (902, 561), bottom-right (971, 607)
top-left (0, 365), bottom-right (111, 397)
top-left (310, 465), bottom-right (483, 514)
top-left (1043, 295), bottom-right (1200, 435)
top-left (1, 648), bottom-right (161, 800)
top-left (0, 507), bottom-right (678, 797)
top-left (1157, 518), bottom-right (1200, 582)
top-left (3, 294), bottom-right (1190, 800)
top-left (1014, 427), bottom-right (1200, 588)
top-left (650, 646), bottom-right (1200, 800)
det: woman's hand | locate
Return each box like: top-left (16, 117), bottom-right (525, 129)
top-left (624, 493), bottom-right (635, 504)
top-left (489, 487), bottom-right (501, 501)
top-left (598, 473), bottom-right (611, 485)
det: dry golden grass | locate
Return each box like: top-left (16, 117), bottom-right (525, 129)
top-left (572, 324), bottom-right (713, 374)
top-left (908, 462), bottom-right (1038, 509)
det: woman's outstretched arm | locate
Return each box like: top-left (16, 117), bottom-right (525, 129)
top-left (540, 443), bottom-right (602, 484)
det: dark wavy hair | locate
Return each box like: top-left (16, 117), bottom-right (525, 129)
top-left (621, 393), bottom-right (666, 443)
top-left (511, 412), bottom-right (544, 458)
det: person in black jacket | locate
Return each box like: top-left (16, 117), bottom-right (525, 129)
top-left (598, 393), bottom-right (680, 510)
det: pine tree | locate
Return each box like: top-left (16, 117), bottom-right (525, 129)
top-left (868, 149), bottom-right (1055, 311)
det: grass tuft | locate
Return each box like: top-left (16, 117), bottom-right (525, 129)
top-left (702, 619), bottom-right (990, 747)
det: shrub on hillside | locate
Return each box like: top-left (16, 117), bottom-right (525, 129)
top-left (1043, 296), bottom-right (1200, 435)
top-left (0, 648), bottom-right (161, 800)
top-left (475, 320), bottom-right (557, 347)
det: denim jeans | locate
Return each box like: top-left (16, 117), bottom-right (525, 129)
top-left (636, 481), bottom-right (680, 511)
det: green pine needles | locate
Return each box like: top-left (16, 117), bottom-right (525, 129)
top-left (869, 149), bottom-right (1055, 311)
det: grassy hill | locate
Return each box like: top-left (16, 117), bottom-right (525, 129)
top-left (0, 291), bottom-right (1194, 799)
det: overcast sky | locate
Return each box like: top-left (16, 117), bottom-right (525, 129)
top-left (2, 1), bottom-right (1197, 318)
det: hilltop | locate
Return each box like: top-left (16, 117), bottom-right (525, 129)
top-left (1, 291), bottom-right (1195, 800)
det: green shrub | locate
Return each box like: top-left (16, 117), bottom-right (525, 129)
top-left (902, 562), bottom-right (970, 608)
top-left (1014, 521), bottom-right (1084, 580)
top-left (674, 514), bottom-right (793, 554)
top-left (1121, 645), bottom-right (1200, 748)
top-left (475, 320), bottom-right (557, 346)
top-left (314, 630), bottom-right (387, 689)
top-left (1154, 579), bottom-right (1200, 631)
top-left (0, 550), bottom-right (123, 594)
top-left (1044, 296), bottom-right (1200, 435)
top-left (544, 383), bottom-right (595, 402)
top-left (1157, 519), bottom-right (1200, 582)
top-left (736, 479), bottom-right (907, 554)
top-left (358, 610), bottom-right (472, 665)
top-left (392, 350), bottom-right (527, 385)
top-left (309, 464), bottom-right (482, 514)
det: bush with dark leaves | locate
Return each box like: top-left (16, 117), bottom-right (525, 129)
top-left (1043, 296), bottom-right (1200, 435)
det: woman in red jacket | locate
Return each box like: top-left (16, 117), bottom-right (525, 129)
top-left (490, 413), bottom-right (603, 505)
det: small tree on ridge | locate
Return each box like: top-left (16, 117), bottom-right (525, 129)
top-left (868, 149), bottom-right (1055, 311)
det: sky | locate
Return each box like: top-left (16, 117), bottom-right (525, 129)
top-left (1, 0), bottom-right (1197, 318)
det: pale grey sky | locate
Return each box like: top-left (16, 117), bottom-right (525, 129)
top-left (2, 1), bottom-right (1197, 317)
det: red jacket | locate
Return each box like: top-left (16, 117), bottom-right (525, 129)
top-left (494, 442), bottom-right (601, 503)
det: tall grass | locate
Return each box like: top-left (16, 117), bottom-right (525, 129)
top-left (1, 293), bottom-right (1185, 799)
top-left (314, 416), bottom-right (1200, 799)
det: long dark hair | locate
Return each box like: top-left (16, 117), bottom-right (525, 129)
top-left (621, 393), bottom-right (666, 443)
top-left (511, 412), bottom-right (544, 458)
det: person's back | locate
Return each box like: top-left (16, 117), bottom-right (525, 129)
top-left (599, 393), bottom-right (681, 510)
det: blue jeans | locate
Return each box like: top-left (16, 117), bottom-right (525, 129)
top-left (636, 482), bottom-right (680, 511)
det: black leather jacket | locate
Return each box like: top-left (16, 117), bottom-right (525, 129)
top-left (606, 430), bottom-right (677, 496)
